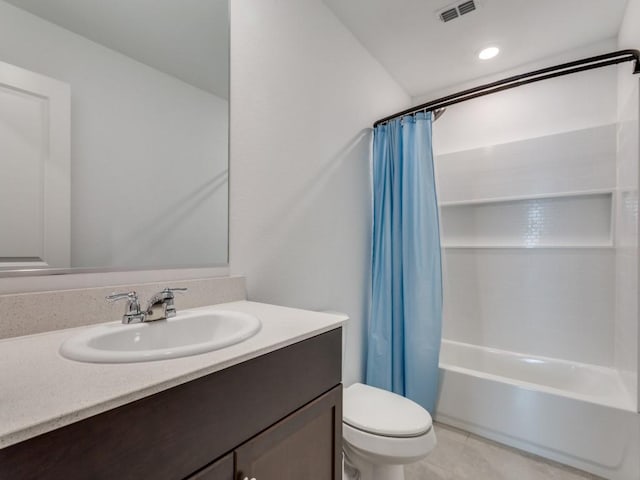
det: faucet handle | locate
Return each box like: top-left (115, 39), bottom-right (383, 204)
top-left (157, 288), bottom-right (187, 310)
top-left (106, 291), bottom-right (145, 324)
top-left (106, 291), bottom-right (139, 303)
top-left (162, 287), bottom-right (187, 296)
top-left (152, 287), bottom-right (187, 302)
top-left (147, 287), bottom-right (187, 303)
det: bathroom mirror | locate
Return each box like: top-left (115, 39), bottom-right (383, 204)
top-left (0, 0), bottom-right (229, 274)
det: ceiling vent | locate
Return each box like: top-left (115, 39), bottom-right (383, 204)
top-left (458, 0), bottom-right (476, 15)
top-left (439, 7), bottom-right (459, 22)
top-left (438, 0), bottom-right (478, 23)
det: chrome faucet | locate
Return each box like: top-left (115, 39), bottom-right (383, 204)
top-left (106, 288), bottom-right (187, 324)
top-left (106, 291), bottom-right (146, 324)
top-left (145, 288), bottom-right (187, 321)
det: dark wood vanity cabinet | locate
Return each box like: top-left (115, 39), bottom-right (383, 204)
top-left (0, 329), bottom-right (342, 480)
top-left (187, 454), bottom-right (234, 480)
top-left (188, 386), bottom-right (341, 480)
top-left (234, 386), bottom-right (341, 480)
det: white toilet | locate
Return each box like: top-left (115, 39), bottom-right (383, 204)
top-left (342, 383), bottom-right (437, 480)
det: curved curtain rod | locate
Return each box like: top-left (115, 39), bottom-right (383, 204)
top-left (373, 49), bottom-right (640, 127)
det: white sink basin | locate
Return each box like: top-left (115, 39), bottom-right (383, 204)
top-left (60, 309), bottom-right (261, 363)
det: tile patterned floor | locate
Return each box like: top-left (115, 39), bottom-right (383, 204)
top-left (405, 423), bottom-right (602, 480)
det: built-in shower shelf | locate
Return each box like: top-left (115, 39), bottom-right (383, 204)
top-left (438, 188), bottom-right (615, 207)
top-left (440, 190), bottom-right (614, 249)
top-left (442, 244), bottom-right (614, 249)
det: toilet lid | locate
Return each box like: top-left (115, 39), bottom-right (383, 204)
top-left (343, 383), bottom-right (433, 438)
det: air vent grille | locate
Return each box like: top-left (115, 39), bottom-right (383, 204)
top-left (457, 0), bottom-right (476, 15)
top-left (438, 0), bottom-right (478, 23)
top-left (440, 7), bottom-right (459, 22)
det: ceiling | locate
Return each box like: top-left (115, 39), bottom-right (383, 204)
top-left (4, 0), bottom-right (229, 99)
top-left (323, 0), bottom-right (628, 97)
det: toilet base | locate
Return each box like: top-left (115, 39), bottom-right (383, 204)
top-left (343, 445), bottom-right (405, 480)
top-left (370, 464), bottom-right (404, 480)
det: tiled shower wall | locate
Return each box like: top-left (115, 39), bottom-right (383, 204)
top-left (615, 63), bottom-right (639, 408)
top-left (435, 127), bottom-right (617, 365)
top-left (427, 41), bottom-right (621, 366)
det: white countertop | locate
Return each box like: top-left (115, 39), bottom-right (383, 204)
top-left (0, 301), bottom-right (347, 449)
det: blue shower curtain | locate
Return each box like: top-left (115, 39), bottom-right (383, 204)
top-left (366, 111), bottom-right (443, 413)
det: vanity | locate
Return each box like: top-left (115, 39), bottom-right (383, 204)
top-left (0, 2), bottom-right (342, 479)
top-left (0, 301), bottom-right (346, 480)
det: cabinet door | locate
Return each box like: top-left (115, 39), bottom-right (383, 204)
top-left (187, 453), bottom-right (233, 480)
top-left (235, 386), bottom-right (342, 480)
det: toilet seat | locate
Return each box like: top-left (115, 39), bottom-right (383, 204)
top-left (343, 383), bottom-right (433, 438)
top-left (343, 422), bottom-right (436, 464)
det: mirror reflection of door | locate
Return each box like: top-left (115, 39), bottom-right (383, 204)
top-left (0, 61), bottom-right (70, 269)
top-left (0, 0), bottom-right (229, 273)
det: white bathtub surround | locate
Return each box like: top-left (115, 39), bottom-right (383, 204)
top-left (440, 340), bottom-right (634, 412)
top-left (425, 40), bottom-right (640, 478)
top-left (615, 0), bottom-right (640, 412)
top-left (614, 68), bottom-right (639, 409)
top-left (435, 119), bottom-right (618, 367)
top-left (435, 124), bottom-right (617, 203)
top-left (436, 340), bottom-right (639, 479)
top-left (0, 276), bottom-right (246, 339)
top-left (441, 193), bottom-right (613, 249)
top-left (0, 301), bottom-right (347, 448)
top-left (441, 248), bottom-right (614, 366)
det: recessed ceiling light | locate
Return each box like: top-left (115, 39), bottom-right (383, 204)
top-left (478, 46), bottom-right (500, 60)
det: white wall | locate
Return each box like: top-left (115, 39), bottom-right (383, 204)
top-left (229, 0), bottom-right (410, 386)
top-left (617, 0), bottom-right (640, 409)
top-left (420, 40), bottom-right (619, 153)
top-left (424, 40), bottom-right (620, 365)
top-left (618, 0), bottom-right (640, 51)
top-left (0, 0), bottom-right (228, 269)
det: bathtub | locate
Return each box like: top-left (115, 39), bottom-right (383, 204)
top-left (436, 340), bottom-right (640, 480)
